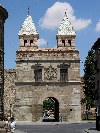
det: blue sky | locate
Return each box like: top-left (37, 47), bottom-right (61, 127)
top-left (1, 0), bottom-right (100, 76)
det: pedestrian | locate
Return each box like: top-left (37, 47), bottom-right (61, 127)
top-left (47, 110), bottom-right (50, 118)
top-left (10, 117), bottom-right (16, 133)
top-left (59, 112), bottom-right (62, 122)
top-left (4, 118), bottom-right (9, 133)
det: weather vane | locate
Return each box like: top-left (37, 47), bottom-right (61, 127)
top-left (65, 9), bottom-right (67, 15)
top-left (28, 6), bottom-right (30, 15)
top-left (47, 42), bottom-right (48, 48)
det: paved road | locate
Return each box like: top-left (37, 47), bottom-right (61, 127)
top-left (15, 121), bottom-right (96, 133)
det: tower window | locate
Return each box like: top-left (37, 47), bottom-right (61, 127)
top-left (34, 69), bottom-right (42, 82)
top-left (24, 40), bottom-right (27, 46)
top-left (62, 40), bottom-right (65, 46)
top-left (30, 40), bottom-right (33, 46)
top-left (60, 68), bottom-right (68, 82)
top-left (68, 40), bottom-right (71, 46)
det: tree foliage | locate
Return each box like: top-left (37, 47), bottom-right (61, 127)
top-left (82, 48), bottom-right (96, 108)
top-left (43, 98), bottom-right (55, 110)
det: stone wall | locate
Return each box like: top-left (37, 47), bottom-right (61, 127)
top-left (4, 69), bottom-right (16, 117)
top-left (15, 82), bottom-right (81, 122)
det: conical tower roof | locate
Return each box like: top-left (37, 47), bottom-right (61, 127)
top-left (57, 12), bottom-right (76, 36)
top-left (18, 15), bottom-right (38, 36)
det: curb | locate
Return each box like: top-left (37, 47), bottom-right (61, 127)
top-left (15, 129), bottom-right (27, 133)
top-left (84, 129), bottom-right (100, 133)
top-left (15, 120), bottom-right (95, 126)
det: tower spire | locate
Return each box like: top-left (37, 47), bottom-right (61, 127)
top-left (57, 11), bottom-right (76, 36)
top-left (56, 11), bottom-right (76, 48)
top-left (18, 12), bottom-right (39, 49)
top-left (18, 14), bottom-right (38, 36)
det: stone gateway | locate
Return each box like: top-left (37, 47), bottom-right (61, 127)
top-left (4, 12), bottom-right (81, 122)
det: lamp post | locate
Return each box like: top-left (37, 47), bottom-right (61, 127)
top-left (85, 99), bottom-right (88, 120)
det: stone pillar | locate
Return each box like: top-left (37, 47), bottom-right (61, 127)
top-left (71, 38), bottom-right (75, 47)
top-left (0, 5), bottom-right (8, 119)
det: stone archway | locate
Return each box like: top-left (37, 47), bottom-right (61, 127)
top-left (37, 91), bottom-right (64, 122)
top-left (43, 97), bottom-right (59, 122)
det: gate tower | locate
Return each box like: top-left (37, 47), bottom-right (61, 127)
top-left (14, 12), bottom-right (81, 122)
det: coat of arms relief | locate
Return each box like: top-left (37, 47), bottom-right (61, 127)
top-left (44, 65), bottom-right (57, 80)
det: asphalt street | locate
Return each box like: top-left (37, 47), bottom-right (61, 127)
top-left (15, 121), bottom-right (96, 133)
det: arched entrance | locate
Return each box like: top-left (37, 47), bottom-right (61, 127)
top-left (43, 97), bottom-right (59, 122)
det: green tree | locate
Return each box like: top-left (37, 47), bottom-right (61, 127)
top-left (82, 48), bottom-right (96, 110)
top-left (43, 98), bottom-right (55, 110)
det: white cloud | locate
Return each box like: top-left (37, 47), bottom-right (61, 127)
top-left (39, 2), bottom-right (91, 31)
top-left (38, 38), bottom-right (48, 47)
top-left (95, 20), bottom-right (100, 32)
top-left (72, 18), bottom-right (91, 31)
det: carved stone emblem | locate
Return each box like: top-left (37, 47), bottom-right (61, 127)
top-left (44, 65), bottom-right (57, 80)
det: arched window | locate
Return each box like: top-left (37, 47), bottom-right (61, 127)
top-left (68, 40), bottom-right (71, 46)
top-left (30, 40), bottom-right (33, 46)
top-left (24, 40), bottom-right (27, 46)
top-left (62, 40), bottom-right (65, 46)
